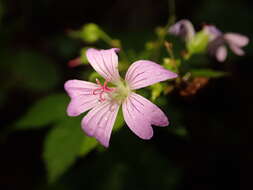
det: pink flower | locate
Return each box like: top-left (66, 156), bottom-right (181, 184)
top-left (204, 25), bottom-right (249, 62)
top-left (67, 57), bottom-right (82, 67)
top-left (168, 19), bottom-right (195, 42)
top-left (64, 48), bottom-right (178, 147)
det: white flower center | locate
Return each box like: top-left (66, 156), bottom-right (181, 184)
top-left (111, 80), bottom-right (131, 103)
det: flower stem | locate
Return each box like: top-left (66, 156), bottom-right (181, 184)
top-left (153, 0), bottom-right (176, 61)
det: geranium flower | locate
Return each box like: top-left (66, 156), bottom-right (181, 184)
top-left (64, 48), bottom-right (178, 147)
top-left (204, 25), bottom-right (249, 62)
top-left (168, 19), bottom-right (195, 42)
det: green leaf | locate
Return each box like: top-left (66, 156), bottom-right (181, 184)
top-left (79, 136), bottom-right (98, 156)
top-left (187, 31), bottom-right (209, 55)
top-left (43, 117), bottom-right (84, 183)
top-left (190, 69), bottom-right (228, 78)
top-left (16, 93), bottom-right (69, 129)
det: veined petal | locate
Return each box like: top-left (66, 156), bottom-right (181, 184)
top-left (122, 92), bottom-right (169, 140)
top-left (81, 101), bottom-right (120, 147)
top-left (224, 33), bottom-right (249, 47)
top-left (64, 80), bottom-right (100, 116)
top-left (86, 48), bottom-right (121, 83)
top-left (125, 60), bottom-right (177, 90)
top-left (216, 45), bottom-right (227, 62)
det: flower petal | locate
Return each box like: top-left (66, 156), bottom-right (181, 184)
top-left (81, 101), bottom-right (120, 147)
top-left (86, 48), bottom-right (121, 83)
top-left (64, 80), bottom-right (100, 116)
top-left (169, 19), bottom-right (195, 41)
top-left (229, 44), bottom-right (245, 56)
top-left (122, 92), bottom-right (169, 140)
top-left (203, 25), bottom-right (222, 40)
top-left (224, 33), bottom-right (249, 47)
top-left (125, 60), bottom-right (177, 90)
top-left (216, 45), bottom-right (227, 62)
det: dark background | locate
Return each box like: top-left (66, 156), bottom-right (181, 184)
top-left (0, 0), bottom-right (252, 189)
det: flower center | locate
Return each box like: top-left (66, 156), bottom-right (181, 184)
top-left (111, 80), bottom-right (131, 103)
top-left (92, 79), bottom-right (131, 104)
top-left (92, 78), bottom-right (114, 102)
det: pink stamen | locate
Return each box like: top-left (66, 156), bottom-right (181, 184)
top-left (92, 78), bottom-right (114, 102)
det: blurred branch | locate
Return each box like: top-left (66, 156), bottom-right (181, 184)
top-left (152, 0), bottom-right (176, 61)
top-left (168, 0), bottom-right (176, 25)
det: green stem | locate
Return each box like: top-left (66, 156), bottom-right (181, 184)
top-left (152, 0), bottom-right (176, 61)
top-left (168, 0), bottom-right (176, 25)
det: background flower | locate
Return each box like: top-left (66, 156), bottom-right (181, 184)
top-left (205, 25), bottom-right (249, 62)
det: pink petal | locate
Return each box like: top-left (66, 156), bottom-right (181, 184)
top-left (216, 45), bottom-right (227, 62)
top-left (86, 48), bottom-right (121, 83)
top-left (169, 19), bottom-right (195, 41)
top-left (229, 44), bottom-right (245, 56)
top-left (203, 25), bottom-right (222, 40)
top-left (224, 33), bottom-right (249, 47)
top-left (81, 101), bottom-right (120, 147)
top-left (125, 60), bottom-right (178, 90)
top-left (122, 92), bottom-right (169, 140)
top-left (64, 80), bottom-right (100, 116)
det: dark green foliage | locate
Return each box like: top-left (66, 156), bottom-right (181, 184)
top-left (16, 93), bottom-right (69, 129)
top-left (43, 117), bottom-right (85, 183)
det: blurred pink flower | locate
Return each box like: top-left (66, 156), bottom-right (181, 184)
top-left (67, 57), bottom-right (82, 67)
top-left (204, 25), bottom-right (249, 62)
top-left (64, 48), bottom-right (177, 147)
top-left (168, 19), bottom-right (195, 42)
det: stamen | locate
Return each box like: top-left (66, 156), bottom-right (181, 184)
top-left (92, 78), bottom-right (114, 102)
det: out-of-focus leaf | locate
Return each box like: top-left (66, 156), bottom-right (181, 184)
top-left (110, 39), bottom-right (121, 48)
top-left (80, 48), bottom-right (89, 64)
top-left (16, 93), bottom-right (69, 129)
top-left (190, 69), bottom-right (228, 78)
top-left (11, 51), bottom-right (61, 91)
top-left (163, 58), bottom-right (180, 73)
top-left (43, 117), bottom-right (84, 183)
top-left (150, 83), bottom-right (163, 101)
top-left (80, 23), bottom-right (101, 43)
top-left (155, 26), bottom-right (167, 38)
top-left (88, 72), bottom-right (103, 83)
top-left (187, 31), bottom-right (209, 55)
top-left (69, 23), bottom-right (101, 43)
top-left (79, 136), bottom-right (98, 156)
